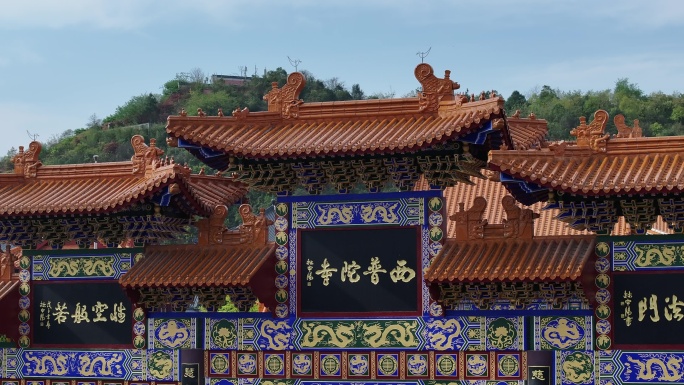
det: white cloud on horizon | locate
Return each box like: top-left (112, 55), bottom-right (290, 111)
top-left (3, 0), bottom-right (684, 31)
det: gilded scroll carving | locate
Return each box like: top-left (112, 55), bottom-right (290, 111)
top-left (263, 72), bottom-right (306, 118)
top-left (570, 109), bottom-right (610, 152)
top-left (12, 141), bottom-right (42, 177)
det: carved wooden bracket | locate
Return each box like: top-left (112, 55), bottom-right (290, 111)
top-left (263, 72), bottom-right (306, 118)
top-left (450, 196), bottom-right (538, 240)
top-left (12, 141), bottom-right (42, 177)
top-left (196, 204), bottom-right (273, 246)
top-left (415, 63), bottom-right (461, 112)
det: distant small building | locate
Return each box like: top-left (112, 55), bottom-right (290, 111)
top-left (211, 74), bottom-right (249, 86)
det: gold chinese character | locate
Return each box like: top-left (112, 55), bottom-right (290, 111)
top-left (532, 369), bottom-right (545, 380)
top-left (638, 294), bottom-right (660, 322)
top-left (71, 303), bottom-right (90, 323)
top-left (665, 295), bottom-right (684, 321)
top-left (52, 302), bottom-right (69, 324)
top-left (184, 367), bottom-right (196, 378)
top-left (621, 290), bottom-right (633, 326)
top-left (341, 261), bottom-right (361, 283)
top-left (315, 258), bottom-right (338, 286)
top-left (389, 260), bottom-right (416, 283)
top-left (92, 301), bottom-right (109, 322)
top-left (363, 257), bottom-right (387, 285)
top-left (306, 259), bottom-right (314, 286)
top-left (110, 302), bottom-right (127, 323)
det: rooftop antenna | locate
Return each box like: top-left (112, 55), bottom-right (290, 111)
top-left (26, 130), bottom-right (39, 141)
top-left (287, 56), bottom-right (302, 72)
top-left (238, 66), bottom-right (248, 78)
top-left (416, 47), bottom-right (431, 63)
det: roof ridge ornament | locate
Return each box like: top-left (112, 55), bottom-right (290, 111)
top-left (263, 72), bottom-right (306, 119)
top-left (131, 135), bottom-right (165, 175)
top-left (196, 204), bottom-right (273, 246)
top-left (415, 63), bottom-right (462, 112)
top-left (12, 141), bottom-right (42, 178)
top-left (614, 114), bottom-right (643, 138)
top-left (450, 196), bottom-right (538, 240)
top-left (570, 109), bottom-right (610, 153)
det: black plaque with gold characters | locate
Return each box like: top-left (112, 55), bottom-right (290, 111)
top-left (299, 227), bottom-right (420, 316)
top-left (614, 272), bottom-right (684, 346)
top-left (528, 366), bottom-right (551, 385)
top-left (181, 363), bottom-right (200, 385)
top-left (32, 282), bottom-right (132, 346)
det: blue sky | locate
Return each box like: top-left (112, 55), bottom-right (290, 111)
top-left (2, 0), bottom-right (684, 157)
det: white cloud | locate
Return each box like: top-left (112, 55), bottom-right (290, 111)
top-left (4, 0), bottom-right (684, 31)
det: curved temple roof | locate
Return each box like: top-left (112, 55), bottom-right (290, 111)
top-left (490, 110), bottom-right (684, 198)
top-left (0, 135), bottom-right (248, 247)
top-left (488, 110), bottom-right (684, 233)
top-left (166, 63), bottom-right (508, 193)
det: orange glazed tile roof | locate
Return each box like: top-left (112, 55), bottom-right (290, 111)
top-left (506, 111), bottom-right (548, 150)
top-left (489, 110), bottom-right (684, 196)
top-left (119, 243), bottom-right (274, 288)
top-left (424, 236), bottom-right (595, 283)
top-left (166, 63), bottom-right (505, 160)
top-left (167, 97), bottom-right (503, 159)
top-left (0, 136), bottom-right (247, 217)
top-left (417, 176), bottom-right (589, 237)
top-left (419, 176), bottom-right (670, 236)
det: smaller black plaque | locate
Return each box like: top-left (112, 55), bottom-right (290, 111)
top-left (181, 363), bottom-right (201, 385)
top-left (528, 366), bottom-right (551, 385)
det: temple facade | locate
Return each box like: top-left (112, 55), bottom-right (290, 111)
top-left (0, 63), bottom-right (683, 385)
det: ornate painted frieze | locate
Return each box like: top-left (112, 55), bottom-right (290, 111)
top-left (485, 317), bottom-right (524, 351)
top-left (594, 241), bottom-right (612, 351)
top-left (200, 316), bottom-right (523, 353)
top-left (149, 317), bottom-right (196, 349)
top-left (294, 319), bottom-right (421, 349)
top-left (17, 255), bottom-right (30, 348)
top-left (31, 251), bottom-right (137, 280)
top-left (555, 350), bottom-right (596, 385)
top-left (612, 238), bottom-right (684, 271)
top-left (599, 350), bottom-right (684, 384)
top-left (19, 349), bottom-right (145, 380)
top-left (206, 318), bottom-right (240, 350)
top-left (534, 316), bottom-right (592, 351)
top-left (203, 350), bottom-right (527, 382)
top-left (292, 198), bottom-right (424, 228)
top-left (147, 349), bottom-right (178, 381)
